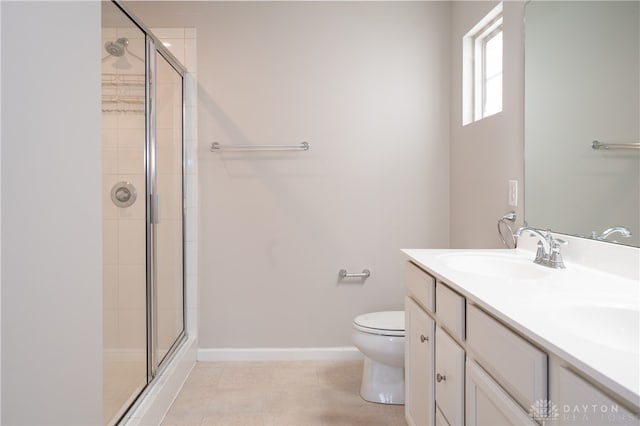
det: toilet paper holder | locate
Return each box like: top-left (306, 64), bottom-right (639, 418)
top-left (339, 269), bottom-right (371, 279)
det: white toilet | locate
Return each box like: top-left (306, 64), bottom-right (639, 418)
top-left (352, 311), bottom-right (405, 404)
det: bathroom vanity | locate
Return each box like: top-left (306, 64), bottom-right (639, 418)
top-left (403, 247), bottom-right (640, 426)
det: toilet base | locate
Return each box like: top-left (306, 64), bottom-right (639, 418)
top-left (359, 357), bottom-right (405, 405)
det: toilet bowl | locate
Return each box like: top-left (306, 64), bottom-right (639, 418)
top-left (352, 311), bottom-right (405, 405)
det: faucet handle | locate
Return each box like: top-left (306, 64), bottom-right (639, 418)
top-left (548, 237), bottom-right (567, 269)
top-left (549, 245), bottom-right (566, 269)
top-left (534, 241), bottom-right (546, 265)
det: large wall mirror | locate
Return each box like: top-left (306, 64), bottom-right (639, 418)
top-left (524, 1), bottom-right (639, 247)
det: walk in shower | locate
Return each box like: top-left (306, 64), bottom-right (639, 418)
top-left (102, 2), bottom-right (186, 424)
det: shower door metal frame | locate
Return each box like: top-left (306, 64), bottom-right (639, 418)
top-left (144, 28), bottom-right (189, 383)
top-left (152, 45), bottom-right (188, 373)
top-left (145, 33), bottom-right (159, 380)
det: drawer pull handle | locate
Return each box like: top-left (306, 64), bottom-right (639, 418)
top-left (420, 334), bottom-right (429, 343)
top-left (436, 373), bottom-right (446, 383)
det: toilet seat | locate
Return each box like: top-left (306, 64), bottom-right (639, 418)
top-left (353, 311), bottom-right (405, 336)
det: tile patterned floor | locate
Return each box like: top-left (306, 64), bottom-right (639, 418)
top-left (161, 360), bottom-right (407, 426)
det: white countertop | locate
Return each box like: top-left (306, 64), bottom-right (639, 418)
top-left (402, 247), bottom-right (640, 410)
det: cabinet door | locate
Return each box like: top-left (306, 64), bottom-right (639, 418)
top-left (436, 405), bottom-right (450, 426)
top-left (405, 296), bottom-right (435, 426)
top-left (552, 366), bottom-right (639, 425)
top-left (466, 359), bottom-right (536, 426)
top-left (435, 326), bottom-right (465, 425)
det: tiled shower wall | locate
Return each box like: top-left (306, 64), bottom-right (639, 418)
top-left (102, 27), bottom-right (147, 353)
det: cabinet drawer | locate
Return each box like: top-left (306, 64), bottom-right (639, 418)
top-left (435, 327), bottom-right (465, 426)
top-left (467, 304), bottom-right (547, 411)
top-left (436, 282), bottom-right (465, 340)
top-left (406, 262), bottom-right (435, 313)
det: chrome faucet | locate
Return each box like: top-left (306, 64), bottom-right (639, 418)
top-left (515, 227), bottom-right (567, 269)
top-left (593, 226), bottom-right (632, 241)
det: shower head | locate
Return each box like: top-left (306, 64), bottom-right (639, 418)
top-left (104, 37), bottom-right (129, 57)
top-left (102, 37), bottom-right (143, 68)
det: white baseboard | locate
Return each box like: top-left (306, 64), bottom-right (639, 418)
top-left (197, 346), bottom-right (363, 362)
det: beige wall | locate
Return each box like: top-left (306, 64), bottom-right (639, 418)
top-left (449, 1), bottom-right (525, 248)
top-left (197, 2), bottom-right (451, 348)
top-left (126, 0), bottom-right (527, 349)
top-left (126, 1), bottom-right (452, 348)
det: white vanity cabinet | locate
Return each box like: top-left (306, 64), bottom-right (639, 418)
top-left (405, 296), bottom-right (435, 426)
top-left (405, 261), bottom-right (542, 426)
top-left (466, 359), bottom-right (536, 425)
top-left (435, 283), bottom-right (465, 340)
top-left (435, 326), bottom-right (465, 425)
top-left (551, 365), bottom-right (639, 425)
top-left (466, 304), bottom-right (547, 411)
top-left (435, 406), bottom-right (450, 426)
top-left (403, 250), bottom-right (640, 426)
top-left (405, 262), bottom-right (466, 426)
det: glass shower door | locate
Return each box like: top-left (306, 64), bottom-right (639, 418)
top-left (154, 52), bottom-right (185, 364)
top-left (101, 2), bottom-right (148, 424)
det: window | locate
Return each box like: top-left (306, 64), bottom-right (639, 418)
top-left (463, 3), bottom-right (503, 125)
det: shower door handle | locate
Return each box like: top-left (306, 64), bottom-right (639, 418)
top-left (150, 193), bottom-right (160, 224)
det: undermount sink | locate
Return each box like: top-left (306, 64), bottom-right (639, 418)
top-left (552, 305), bottom-right (640, 354)
top-left (434, 250), bottom-right (640, 353)
top-left (437, 252), bottom-right (551, 280)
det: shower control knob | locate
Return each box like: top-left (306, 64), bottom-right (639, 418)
top-left (420, 334), bottom-right (428, 343)
top-left (115, 187), bottom-right (131, 202)
top-left (111, 181), bottom-right (137, 208)
top-left (436, 373), bottom-right (446, 383)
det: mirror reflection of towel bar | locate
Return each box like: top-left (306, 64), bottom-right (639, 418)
top-left (592, 140), bottom-right (640, 150)
top-left (339, 269), bottom-right (371, 279)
